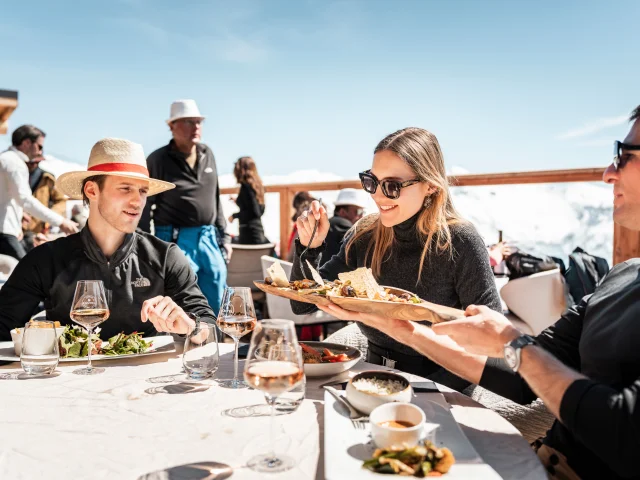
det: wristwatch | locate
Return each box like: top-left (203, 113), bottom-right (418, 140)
top-left (503, 334), bottom-right (536, 372)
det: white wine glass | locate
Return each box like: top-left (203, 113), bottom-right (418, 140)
top-left (70, 280), bottom-right (110, 375)
top-left (217, 287), bottom-right (257, 389)
top-left (243, 319), bottom-right (304, 473)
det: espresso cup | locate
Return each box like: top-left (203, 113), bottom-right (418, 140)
top-left (370, 402), bottom-right (435, 449)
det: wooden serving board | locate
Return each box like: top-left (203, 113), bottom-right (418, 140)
top-left (329, 295), bottom-right (463, 323)
top-left (254, 281), bottom-right (332, 307)
top-left (254, 281), bottom-right (464, 323)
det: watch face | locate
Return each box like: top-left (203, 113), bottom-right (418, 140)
top-left (504, 346), bottom-right (517, 368)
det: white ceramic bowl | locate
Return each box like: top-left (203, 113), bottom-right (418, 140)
top-left (301, 342), bottom-right (361, 378)
top-left (11, 324), bottom-right (65, 356)
top-left (370, 402), bottom-right (426, 449)
top-left (345, 370), bottom-right (412, 414)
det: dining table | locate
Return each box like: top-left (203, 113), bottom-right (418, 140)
top-left (0, 341), bottom-right (547, 479)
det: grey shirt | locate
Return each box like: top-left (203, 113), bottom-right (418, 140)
top-left (290, 213), bottom-right (502, 356)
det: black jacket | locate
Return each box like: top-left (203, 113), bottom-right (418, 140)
top-left (323, 215), bottom-right (353, 262)
top-left (232, 182), bottom-right (268, 244)
top-left (480, 259), bottom-right (640, 480)
top-left (139, 141), bottom-right (229, 245)
top-left (0, 227), bottom-right (215, 340)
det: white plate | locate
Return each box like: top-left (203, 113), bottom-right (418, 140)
top-left (0, 335), bottom-right (175, 363)
top-left (324, 389), bottom-right (502, 479)
top-left (301, 341), bottom-right (361, 378)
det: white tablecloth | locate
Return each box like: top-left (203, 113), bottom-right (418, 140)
top-left (0, 343), bottom-right (546, 479)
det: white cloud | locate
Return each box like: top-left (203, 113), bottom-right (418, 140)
top-left (557, 115), bottom-right (628, 140)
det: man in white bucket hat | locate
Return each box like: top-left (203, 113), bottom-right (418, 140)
top-left (323, 188), bottom-right (368, 261)
top-left (140, 99), bottom-right (230, 315)
top-left (0, 137), bottom-right (216, 341)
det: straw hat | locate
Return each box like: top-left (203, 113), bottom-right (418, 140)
top-left (56, 138), bottom-right (175, 200)
top-left (166, 99), bottom-right (206, 125)
top-left (334, 188), bottom-right (369, 209)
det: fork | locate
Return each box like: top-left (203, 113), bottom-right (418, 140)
top-left (324, 385), bottom-right (369, 430)
top-left (299, 198), bottom-right (322, 271)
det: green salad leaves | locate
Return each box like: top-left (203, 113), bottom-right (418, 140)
top-left (58, 325), bottom-right (152, 358)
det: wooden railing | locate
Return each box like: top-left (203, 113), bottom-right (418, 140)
top-left (222, 167), bottom-right (636, 264)
top-left (0, 90), bottom-right (18, 135)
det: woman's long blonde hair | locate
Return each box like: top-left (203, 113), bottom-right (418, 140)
top-left (346, 127), bottom-right (463, 280)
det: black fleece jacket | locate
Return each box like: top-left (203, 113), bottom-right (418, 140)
top-left (0, 226), bottom-right (215, 340)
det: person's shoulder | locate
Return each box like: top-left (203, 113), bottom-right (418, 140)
top-left (604, 258), bottom-right (640, 279)
top-left (198, 143), bottom-right (213, 155)
top-left (41, 170), bottom-right (57, 182)
top-left (447, 221), bottom-right (488, 256)
top-left (135, 230), bottom-right (172, 253)
top-left (330, 215), bottom-right (353, 229)
top-left (0, 149), bottom-right (25, 171)
top-left (22, 233), bottom-right (79, 264)
top-left (147, 144), bottom-right (170, 163)
top-left (449, 220), bottom-right (482, 242)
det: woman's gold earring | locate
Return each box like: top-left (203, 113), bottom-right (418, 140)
top-left (423, 195), bottom-right (432, 208)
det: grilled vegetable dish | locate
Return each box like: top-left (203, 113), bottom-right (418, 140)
top-left (363, 441), bottom-right (455, 476)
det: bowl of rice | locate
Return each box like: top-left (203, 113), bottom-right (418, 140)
top-left (345, 371), bottom-right (412, 414)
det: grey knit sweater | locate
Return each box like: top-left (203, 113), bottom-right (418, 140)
top-left (290, 213), bottom-right (502, 357)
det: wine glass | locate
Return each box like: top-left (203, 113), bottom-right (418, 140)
top-left (243, 319), bottom-right (304, 473)
top-left (217, 287), bottom-right (257, 389)
top-left (70, 280), bottom-right (110, 375)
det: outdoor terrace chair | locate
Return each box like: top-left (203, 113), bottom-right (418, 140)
top-left (227, 243), bottom-right (275, 305)
top-left (500, 268), bottom-right (566, 335)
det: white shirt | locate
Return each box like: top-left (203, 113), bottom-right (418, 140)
top-left (0, 147), bottom-right (64, 237)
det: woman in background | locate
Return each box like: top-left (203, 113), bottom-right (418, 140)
top-left (229, 156), bottom-right (269, 245)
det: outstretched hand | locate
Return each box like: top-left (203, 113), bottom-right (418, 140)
top-left (431, 305), bottom-right (520, 357)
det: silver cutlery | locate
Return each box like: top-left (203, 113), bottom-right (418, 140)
top-left (323, 385), bottom-right (369, 430)
top-left (299, 198), bottom-right (322, 271)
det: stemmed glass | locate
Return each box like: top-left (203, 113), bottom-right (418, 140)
top-left (70, 280), bottom-right (110, 375)
top-left (217, 287), bottom-right (257, 389)
top-left (243, 319), bottom-right (304, 473)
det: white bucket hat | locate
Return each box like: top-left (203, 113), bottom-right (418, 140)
top-left (334, 188), bottom-right (369, 209)
top-left (55, 138), bottom-right (175, 200)
top-left (166, 99), bottom-right (206, 125)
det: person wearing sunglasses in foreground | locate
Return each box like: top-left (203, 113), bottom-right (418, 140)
top-left (290, 127), bottom-right (502, 390)
top-left (321, 108), bottom-right (640, 480)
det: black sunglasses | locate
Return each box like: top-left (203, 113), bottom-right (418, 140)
top-left (613, 140), bottom-right (640, 170)
top-left (359, 170), bottom-right (421, 199)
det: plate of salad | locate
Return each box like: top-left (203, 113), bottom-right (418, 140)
top-left (0, 325), bottom-right (175, 362)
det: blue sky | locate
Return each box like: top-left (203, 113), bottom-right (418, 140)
top-left (1, 0), bottom-right (637, 178)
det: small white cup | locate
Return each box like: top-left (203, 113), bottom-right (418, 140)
top-left (370, 402), bottom-right (436, 449)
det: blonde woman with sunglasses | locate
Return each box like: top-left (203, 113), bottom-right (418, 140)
top-left (290, 127), bottom-right (501, 390)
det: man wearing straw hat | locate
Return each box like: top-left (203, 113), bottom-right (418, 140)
top-left (0, 138), bottom-right (216, 341)
top-left (140, 99), bottom-right (230, 315)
